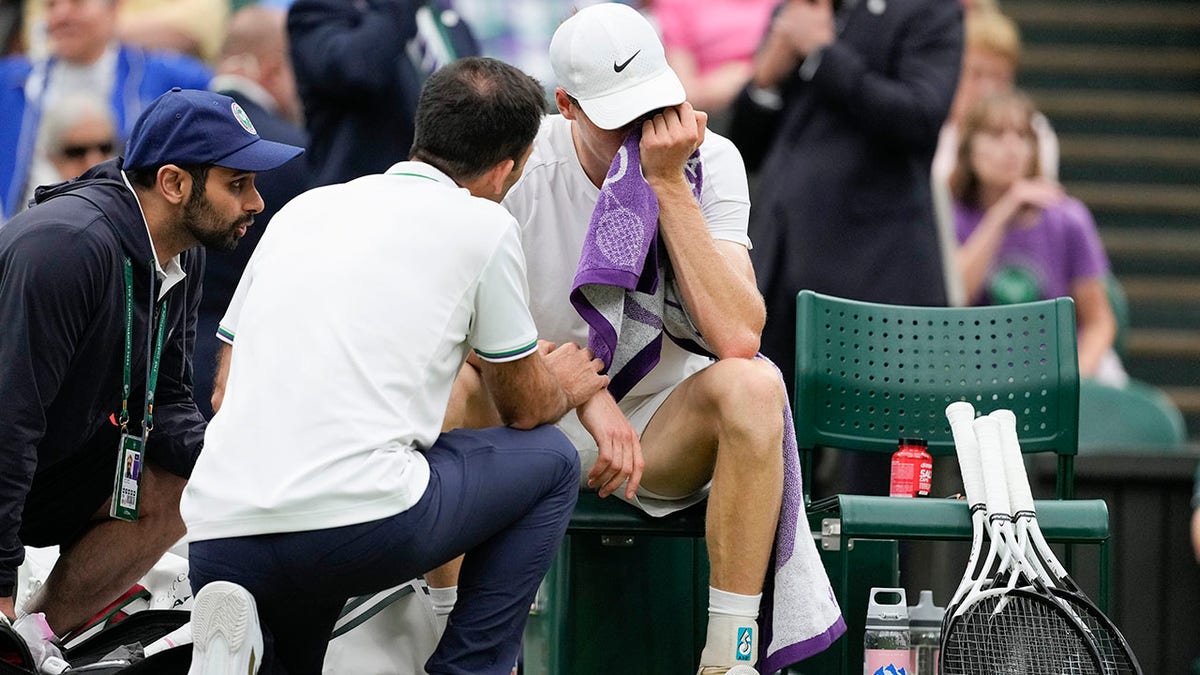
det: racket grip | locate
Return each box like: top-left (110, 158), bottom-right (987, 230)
top-left (973, 416), bottom-right (1012, 520)
top-left (946, 402), bottom-right (984, 508)
top-left (991, 409), bottom-right (1036, 515)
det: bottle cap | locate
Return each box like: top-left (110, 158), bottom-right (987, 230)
top-left (899, 437), bottom-right (927, 448)
top-left (865, 587), bottom-right (909, 630)
top-left (908, 589), bottom-right (945, 629)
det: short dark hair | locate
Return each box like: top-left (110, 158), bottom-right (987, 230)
top-left (125, 163), bottom-right (211, 196)
top-left (410, 57), bottom-right (546, 182)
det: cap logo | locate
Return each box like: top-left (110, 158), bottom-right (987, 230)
top-left (613, 50), bottom-right (641, 73)
top-left (231, 102), bottom-right (257, 135)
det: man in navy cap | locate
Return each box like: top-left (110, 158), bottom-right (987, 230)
top-left (0, 87), bottom-right (301, 670)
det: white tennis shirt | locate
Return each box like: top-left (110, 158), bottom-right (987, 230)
top-left (502, 115), bottom-right (752, 399)
top-left (182, 162), bottom-right (539, 542)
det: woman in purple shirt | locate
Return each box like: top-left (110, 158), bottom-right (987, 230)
top-left (949, 90), bottom-right (1127, 385)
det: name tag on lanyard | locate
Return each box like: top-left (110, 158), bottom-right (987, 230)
top-left (111, 258), bottom-right (169, 522)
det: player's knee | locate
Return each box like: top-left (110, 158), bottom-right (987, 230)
top-left (707, 358), bottom-right (787, 424)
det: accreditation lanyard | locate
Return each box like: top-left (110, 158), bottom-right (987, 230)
top-left (110, 257), bottom-right (169, 522)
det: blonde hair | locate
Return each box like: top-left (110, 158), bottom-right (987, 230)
top-left (949, 91), bottom-right (1041, 208)
top-left (966, 10), bottom-right (1022, 68)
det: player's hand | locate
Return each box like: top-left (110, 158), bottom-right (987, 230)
top-left (542, 342), bottom-right (608, 409)
top-left (640, 102), bottom-right (707, 188)
top-left (579, 391), bottom-right (644, 500)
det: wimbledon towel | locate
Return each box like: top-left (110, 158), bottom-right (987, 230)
top-left (569, 130), bottom-right (845, 671)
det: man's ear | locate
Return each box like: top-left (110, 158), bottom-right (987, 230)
top-left (484, 158), bottom-right (516, 197)
top-left (156, 164), bottom-right (190, 206)
top-left (554, 88), bottom-right (576, 119)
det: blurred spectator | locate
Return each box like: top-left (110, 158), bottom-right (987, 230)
top-left (730, 0), bottom-right (962, 394)
top-left (287, 0), bottom-right (479, 188)
top-left (0, 0), bottom-right (211, 220)
top-left (652, 0), bottom-right (776, 126)
top-left (23, 0), bottom-right (229, 62)
top-left (195, 3), bottom-right (308, 418)
top-left (933, 9), bottom-right (1058, 185)
top-left (931, 10), bottom-right (1060, 307)
top-left (950, 91), bottom-right (1127, 386)
top-left (34, 91), bottom-right (116, 185)
top-left (729, 0), bottom-right (961, 497)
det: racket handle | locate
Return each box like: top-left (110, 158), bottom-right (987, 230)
top-left (946, 402), bottom-right (984, 509)
top-left (973, 416), bottom-right (1012, 521)
top-left (990, 409), bottom-right (1036, 516)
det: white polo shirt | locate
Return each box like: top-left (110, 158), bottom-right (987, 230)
top-left (502, 115), bottom-right (752, 399)
top-left (182, 162), bottom-right (539, 542)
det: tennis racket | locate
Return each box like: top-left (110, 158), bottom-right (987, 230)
top-left (940, 415), bottom-right (1104, 675)
top-left (991, 409), bottom-right (1143, 675)
top-left (942, 401), bottom-right (989, 629)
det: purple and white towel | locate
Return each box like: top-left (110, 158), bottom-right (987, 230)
top-left (570, 130), bottom-right (845, 671)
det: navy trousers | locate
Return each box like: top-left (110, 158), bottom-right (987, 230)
top-left (189, 425), bottom-right (579, 675)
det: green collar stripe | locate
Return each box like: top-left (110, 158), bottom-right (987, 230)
top-left (387, 172), bottom-right (439, 182)
top-left (474, 340), bottom-right (538, 360)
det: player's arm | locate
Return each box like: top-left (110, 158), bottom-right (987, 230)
top-left (642, 103), bottom-right (765, 359)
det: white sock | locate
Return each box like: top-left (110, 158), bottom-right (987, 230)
top-left (708, 587), bottom-right (762, 618)
top-left (429, 585), bottom-right (457, 635)
top-left (700, 588), bottom-right (761, 669)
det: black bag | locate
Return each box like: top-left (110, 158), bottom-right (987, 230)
top-left (0, 611), bottom-right (191, 674)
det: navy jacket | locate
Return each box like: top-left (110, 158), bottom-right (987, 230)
top-left (0, 159), bottom-right (206, 594)
top-left (730, 0), bottom-right (963, 386)
top-left (287, 0), bottom-right (478, 188)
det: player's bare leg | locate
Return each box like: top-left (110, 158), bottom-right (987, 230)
top-left (639, 358), bottom-right (785, 673)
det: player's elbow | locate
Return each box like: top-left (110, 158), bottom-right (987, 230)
top-left (712, 328), bottom-right (762, 360)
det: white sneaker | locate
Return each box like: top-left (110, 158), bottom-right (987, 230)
top-left (188, 581), bottom-right (263, 675)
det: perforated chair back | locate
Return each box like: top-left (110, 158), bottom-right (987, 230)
top-left (795, 291), bottom-right (1081, 501)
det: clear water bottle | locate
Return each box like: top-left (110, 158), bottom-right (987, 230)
top-left (908, 590), bottom-right (944, 675)
top-left (864, 587), bottom-right (911, 675)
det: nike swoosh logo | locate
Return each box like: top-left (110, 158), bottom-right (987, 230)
top-left (613, 50), bottom-right (641, 73)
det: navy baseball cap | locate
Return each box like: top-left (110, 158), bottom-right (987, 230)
top-left (123, 88), bottom-right (303, 171)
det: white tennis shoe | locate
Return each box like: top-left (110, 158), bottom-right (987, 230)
top-left (188, 581), bottom-right (262, 675)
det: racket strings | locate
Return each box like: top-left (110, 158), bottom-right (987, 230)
top-left (1054, 594), bottom-right (1139, 675)
top-left (942, 595), bottom-right (1101, 675)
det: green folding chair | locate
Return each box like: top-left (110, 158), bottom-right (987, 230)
top-left (1079, 379), bottom-right (1187, 452)
top-left (792, 290), bottom-right (1112, 674)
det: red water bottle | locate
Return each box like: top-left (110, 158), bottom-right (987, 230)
top-left (889, 438), bottom-right (932, 498)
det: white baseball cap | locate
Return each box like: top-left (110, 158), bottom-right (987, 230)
top-left (550, 3), bottom-right (686, 130)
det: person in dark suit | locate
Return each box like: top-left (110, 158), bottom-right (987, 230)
top-left (287, 0), bottom-right (479, 189)
top-left (197, 4), bottom-right (309, 418)
top-left (730, 0), bottom-right (962, 495)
